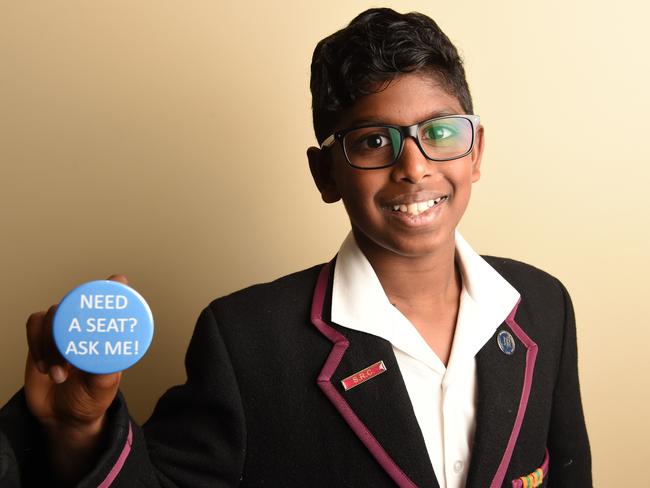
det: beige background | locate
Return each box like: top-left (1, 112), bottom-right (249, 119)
top-left (1, 0), bottom-right (648, 485)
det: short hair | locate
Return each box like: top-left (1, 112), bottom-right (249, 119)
top-left (310, 8), bottom-right (474, 144)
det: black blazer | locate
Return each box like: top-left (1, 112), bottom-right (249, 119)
top-left (0, 257), bottom-right (591, 487)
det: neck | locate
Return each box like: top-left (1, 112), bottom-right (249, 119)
top-left (352, 230), bottom-right (461, 311)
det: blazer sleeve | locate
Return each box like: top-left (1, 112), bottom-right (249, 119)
top-left (0, 429), bottom-right (20, 487)
top-left (0, 305), bottom-right (247, 487)
top-left (546, 281), bottom-right (592, 487)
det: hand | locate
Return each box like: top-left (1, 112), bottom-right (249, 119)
top-left (23, 275), bottom-right (127, 483)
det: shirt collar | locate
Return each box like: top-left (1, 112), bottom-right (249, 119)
top-left (331, 231), bottom-right (521, 375)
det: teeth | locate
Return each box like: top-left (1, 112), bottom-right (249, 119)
top-left (389, 196), bottom-right (446, 216)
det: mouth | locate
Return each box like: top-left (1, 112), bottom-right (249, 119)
top-left (384, 196), bottom-right (448, 217)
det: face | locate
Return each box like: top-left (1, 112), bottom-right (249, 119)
top-left (308, 72), bottom-right (484, 261)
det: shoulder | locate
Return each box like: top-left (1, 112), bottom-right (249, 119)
top-left (482, 255), bottom-right (569, 305)
top-left (195, 264), bottom-right (331, 373)
top-left (209, 264), bottom-right (325, 313)
top-left (201, 264), bottom-right (327, 340)
top-left (483, 256), bottom-right (574, 352)
top-left (482, 256), bottom-right (573, 337)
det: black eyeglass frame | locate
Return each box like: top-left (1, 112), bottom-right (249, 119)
top-left (320, 114), bottom-right (481, 170)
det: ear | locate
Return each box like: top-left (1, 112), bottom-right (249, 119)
top-left (307, 146), bottom-right (341, 203)
top-left (470, 124), bottom-right (484, 183)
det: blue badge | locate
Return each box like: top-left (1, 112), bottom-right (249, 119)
top-left (52, 280), bottom-right (154, 374)
top-left (497, 330), bottom-right (516, 355)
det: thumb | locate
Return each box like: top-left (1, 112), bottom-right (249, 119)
top-left (107, 274), bottom-right (128, 286)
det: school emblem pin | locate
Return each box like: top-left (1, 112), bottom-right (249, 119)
top-left (497, 330), bottom-right (516, 355)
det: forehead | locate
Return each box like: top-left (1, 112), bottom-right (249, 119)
top-left (338, 72), bottom-right (464, 129)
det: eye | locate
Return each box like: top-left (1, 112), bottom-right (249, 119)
top-left (346, 128), bottom-right (396, 154)
top-left (343, 127), bottom-right (401, 167)
top-left (358, 133), bottom-right (391, 150)
top-left (353, 132), bottom-right (391, 151)
top-left (422, 124), bottom-right (458, 141)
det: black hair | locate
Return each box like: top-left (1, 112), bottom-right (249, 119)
top-left (310, 8), bottom-right (474, 144)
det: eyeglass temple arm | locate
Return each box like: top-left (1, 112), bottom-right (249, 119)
top-left (320, 134), bottom-right (336, 149)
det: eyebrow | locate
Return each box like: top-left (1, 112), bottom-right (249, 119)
top-left (345, 108), bottom-right (459, 128)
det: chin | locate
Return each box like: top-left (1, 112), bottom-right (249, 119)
top-left (352, 222), bottom-right (456, 260)
top-left (379, 232), bottom-right (455, 259)
top-left (388, 241), bottom-right (445, 259)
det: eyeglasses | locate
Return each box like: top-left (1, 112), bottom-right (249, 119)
top-left (320, 114), bottom-right (481, 170)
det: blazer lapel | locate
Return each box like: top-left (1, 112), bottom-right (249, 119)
top-left (311, 262), bottom-right (439, 488)
top-left (466, 300), bottom-right (539, 488)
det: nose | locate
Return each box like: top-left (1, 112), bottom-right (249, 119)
top-left (391, 136), bottom-right (431, 184)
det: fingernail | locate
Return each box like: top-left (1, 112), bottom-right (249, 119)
top-left (36, 361), bottom-right (47, 374)
top-left (50, 366), bottom-right (67, 384)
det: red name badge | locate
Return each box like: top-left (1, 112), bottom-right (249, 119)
top-left (341, 361), bottom-right (387, 391)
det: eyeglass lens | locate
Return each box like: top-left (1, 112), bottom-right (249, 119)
top-left (343, 116), bottom-right (474, 168)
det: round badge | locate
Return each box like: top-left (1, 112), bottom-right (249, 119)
top-left (52, 280), bottom-right (154, 374)
top-left (497, 330), bottom-right (516, 355)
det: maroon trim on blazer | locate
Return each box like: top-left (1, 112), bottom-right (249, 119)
top-left (98, 421), bottom-right (133, 488)
top-left (511, 448), bottom-right (549, 487)
top-left (311, 262), bottom-right (418, 488)
top-left (490, 299), bottom-right (539, 488)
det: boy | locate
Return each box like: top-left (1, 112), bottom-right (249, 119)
top-left (0, 8), bottom-right (591, 487)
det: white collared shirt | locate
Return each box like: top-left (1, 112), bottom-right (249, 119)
top-left (331, 231), bottom-right (520, 488)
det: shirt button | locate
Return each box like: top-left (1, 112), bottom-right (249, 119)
top-left (453, 460), bottom-right (464, 473)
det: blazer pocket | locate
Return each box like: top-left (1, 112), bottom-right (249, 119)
top-left (511, 448), bottom-right (549, 488)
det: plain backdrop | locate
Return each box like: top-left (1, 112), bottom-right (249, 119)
top-left (1, 1), bottom-right (648, 485)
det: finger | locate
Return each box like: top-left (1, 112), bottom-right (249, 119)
top-left (39, 304), bottom-right (70, 383)
top-left (25, 309), bottom-right (68, 383)
top-left (25, 311), bottom-right (50, 373)
top-left (24, 351), bottom-right (58, 418)
top-left (24, 351), bottom-right (63, 390)
top-left (41, 305), bottom-right (61, 363)
top-left (79, 370), bottom-right (122, 396)
top-left (107, 274), bottom-right (128, 286)
top-left (62, 367), bottom-right (122, 414)
top-left (49, 363), bottom-right (69, 384)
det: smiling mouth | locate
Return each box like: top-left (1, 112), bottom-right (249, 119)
top-left (387, 196), bottom-right (448, 216)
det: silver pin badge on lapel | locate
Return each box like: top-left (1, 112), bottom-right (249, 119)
top-left (497, 330), bottom-right (516, 355)
top-left (341, 361), bottom-right (387, 391)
